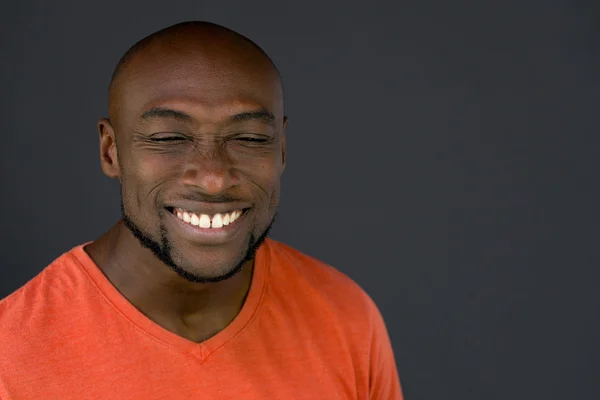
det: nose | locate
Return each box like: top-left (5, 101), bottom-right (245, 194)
top-left (181, 143), bottom-right (235, 195)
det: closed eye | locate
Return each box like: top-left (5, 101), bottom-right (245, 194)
top-left (149, 136), bottom-right (186, 142)
top-left (233, 134), bottom-right (273, 143)
top-left (238, 137), bottom-right (268, 143)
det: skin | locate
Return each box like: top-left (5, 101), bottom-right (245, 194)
top-left (85, 23), bottom-right (287, 343)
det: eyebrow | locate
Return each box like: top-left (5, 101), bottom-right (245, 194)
top-left (139, 106), bottom-right (276, 124)
top-left (140, 107), bottom-right (192, 122)
top-left (230, 109), bottom-right (275, 124)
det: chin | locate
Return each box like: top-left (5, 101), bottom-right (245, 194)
top-left (166, 241), bottom-right (251, 283)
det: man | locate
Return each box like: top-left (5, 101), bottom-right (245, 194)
top-left (0, 21), bottom-right (403, 399)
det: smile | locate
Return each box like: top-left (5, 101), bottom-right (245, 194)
top-left (171, 207), bottom-right (246, 229)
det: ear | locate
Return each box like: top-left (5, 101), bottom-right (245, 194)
top-left (98, 118), bottom-right (121, 179)
top-left (281, 116), bottom-right (288, 172)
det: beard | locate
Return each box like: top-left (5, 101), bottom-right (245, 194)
top-left (121, 200), bottom-right (275, 284)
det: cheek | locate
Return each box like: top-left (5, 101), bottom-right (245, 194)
top-left (120, 152), bottom-right (179, 211)
top-left (268, 184), bottom-right (281, 210)
top-left (137, 154), bottom-right (178, 182)
top-left (240, 162), bottom-right (282, 212)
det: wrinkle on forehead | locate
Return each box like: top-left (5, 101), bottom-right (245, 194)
top-left (110, 66), bottom-right (283, 128)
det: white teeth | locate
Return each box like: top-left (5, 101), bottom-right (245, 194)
top-left (174, 208), bottom-right (244, 229)
top-left (212, 214), bottom-right (223, 228)
top-left (199, 214), bottom-right (211, 228)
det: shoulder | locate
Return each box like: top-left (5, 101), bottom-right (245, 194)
top-left (265, 239), bottom-right (366, 295)
top-left (0, 246), bottom-right (87, 346)
top-left (262, 239), bottom-right (382, 329)
top-left (261, 239), bottom-right (400, 392)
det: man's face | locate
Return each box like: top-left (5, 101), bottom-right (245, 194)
top-left (103, 50), bottom-right (286, 282)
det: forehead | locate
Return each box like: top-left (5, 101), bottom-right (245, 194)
top-left (112, 50), bottom-right (283, 123)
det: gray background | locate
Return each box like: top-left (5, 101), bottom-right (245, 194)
top-left (1, 1), bottom-right (598, 398)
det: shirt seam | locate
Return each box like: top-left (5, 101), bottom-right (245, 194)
top-left (70, 252), bottom-right (269, 363)
top-left (71, 256), bottom-right (200, 358)
top-left (200, 262), bottom-right (270, 363)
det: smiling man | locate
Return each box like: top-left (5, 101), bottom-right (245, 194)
top-left (0, 21), bottom-right (403, 399)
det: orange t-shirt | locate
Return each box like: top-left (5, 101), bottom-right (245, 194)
top-left (0, 239), bottom-right (402, 399)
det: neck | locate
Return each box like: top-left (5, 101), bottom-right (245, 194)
top-left (84, 220), bottom-right (254, 343)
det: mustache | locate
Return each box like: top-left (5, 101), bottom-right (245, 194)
top-left (168, 192), bottom-right (244, 203)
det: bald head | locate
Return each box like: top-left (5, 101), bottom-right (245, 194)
top-left (108, 21), bottom-right (284, 122)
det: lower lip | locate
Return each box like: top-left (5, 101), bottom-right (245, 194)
top-left (165, 209), bottom-right (248, 245)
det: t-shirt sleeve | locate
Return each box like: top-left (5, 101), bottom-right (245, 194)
top-left (366, 296), bottom-right (404, 400)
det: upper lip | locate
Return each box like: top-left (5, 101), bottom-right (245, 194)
top-left (165, 201), bottom-right (251, 215)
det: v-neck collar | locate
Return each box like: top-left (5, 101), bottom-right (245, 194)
top-left (71, 240), bottom-right (271, 361)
